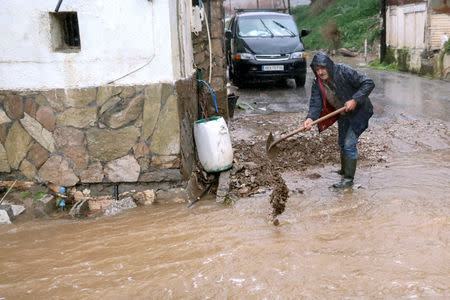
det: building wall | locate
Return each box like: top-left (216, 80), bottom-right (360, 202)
top-left (0, 0), bottom-right (199, 186)
top-left (386, 3), bottom-right (427, 50)
top-left (0, 0), bottom-right (194, 90)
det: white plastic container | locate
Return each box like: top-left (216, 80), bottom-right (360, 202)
top-left (194, 116), bottom-right (233, 172)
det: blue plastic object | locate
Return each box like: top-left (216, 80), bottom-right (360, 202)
top-left (197, 80), bottom-right (218, 113)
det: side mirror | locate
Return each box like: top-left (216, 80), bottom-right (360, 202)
top-left (225, 30), bottom-right (233, 39)
top-left (300, 29), bottom-right (311, 37)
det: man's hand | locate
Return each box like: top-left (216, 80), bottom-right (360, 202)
top-left (344, 99), bottom-right (357, 112)
top-left (302, 118), bottom-right (313, 131)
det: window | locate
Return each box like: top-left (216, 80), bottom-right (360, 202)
top-left (50, 12), bottom-right (81, 52)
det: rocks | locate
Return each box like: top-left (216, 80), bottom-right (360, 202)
top-left (132, 190), bottom-right (155, 206)
top-left (104, 155), bottom-right (140, 182)
top-left (104, 197), bottom-right (137, 216)
top-left (216, 170), bottom-right (231, 203)
top-left (38, 156), bottom-right (79, 187)
top-left (0, 205), bottom-right (14, 224)
top-left (36, 194), bottom-right (56, 215)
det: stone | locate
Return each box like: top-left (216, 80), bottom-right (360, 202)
top-left (137, 157), bottom-right (150, 172)
top-left (19, 159), bottom-right (36, 180)
top-left (24, 98), bottom-right (37, 118)
top-left (0, 124), bottom-right (6, 144)
top-left (42, 90), bottom-right (65, 112)
top-left (34, 94), bottom-right (48, 106)
top-left (142, 84), bottom-right (162, 140)
top-left (0, 143), bottom-right (10, 172)
top-left (216, 170), bottom-right (231, 203)
top-left (120, 87), bottom-right (135, 98)
top-left (104, 155), bottom-right (140, 182)
top-left (35, 106), bottom-right (56, 132)
top-left (38, 155), bottom-right (79, 186)
top-left (86, 126), bottom-right (139, 161)
top-left (80, 163), bottom-right (104, 183)
top-left (64, 88), bottom-right (97, 108)
top-left (54, 127), bottom-right (85, 149)
top-left (88, 196), bottom-right (113, 210)
top-left (0, 109), bottom-right (11, 125)
top-left (4, 92), bottom-right (23, 120)
top-left (97, 86), bottom-right (123, 105)
top-left (151, 155), bottom-right (180, 169)
top-left (99, 96), bottom-right (121, 115)
top-left (139, 169), bottom-right (183, 182)
top-left (104, 197), bottom-right (137, 216)
top-left (9, 204), bottom-right (26, 217)
top-left (20, 113), bottom-right (55, 152)
top-left (27, 143), bottom-right (48, 167)
top-left (36, 194), bottom-right (56, 215)
top-left (102, 94), bottom-right (144, 129)
top-left (0, 205), bottom-right (13, 224)
top-left (150, 94), bottom-right (180, 155)
top-left (156, 187), bottom-right (189, 204)
top-left (5, 122), bottom-right (32, 169)
top-left (60, 146), bottom-right (88, 170)
top-left (73, 191), bottom-right (85, 202)
top-left (132, 190), bottom-right (155, 206)
top-left (133, 142), bottom-right (149, 159)
top-left (56, 107), bottom-right (97, 128)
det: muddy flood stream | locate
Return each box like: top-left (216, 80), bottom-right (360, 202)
top-left (1, 150), bottom-right (449, 299)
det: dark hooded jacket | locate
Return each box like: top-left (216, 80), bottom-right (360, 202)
top-left (307, 52), bottom-right (375, 136)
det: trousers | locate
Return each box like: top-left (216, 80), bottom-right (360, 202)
top-left (338, 118), bottom-right (359, 159)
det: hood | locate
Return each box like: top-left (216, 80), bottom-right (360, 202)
top-left (237, 36), bottom-right (303, 54)
top-left (310, 52), bottom-right (335, 78)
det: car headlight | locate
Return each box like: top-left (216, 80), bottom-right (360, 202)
top-left (290, 52), bottom-right (307, 59)
top-left (234, 53), bottom-right (254, 60)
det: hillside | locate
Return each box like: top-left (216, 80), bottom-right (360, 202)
top-left (292, 0), bottom-right (380, 51)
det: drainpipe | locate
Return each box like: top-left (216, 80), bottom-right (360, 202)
top-left (380, 0), bottom-right (387, 62)
top-left (55, 0), bottom-right (63, 12)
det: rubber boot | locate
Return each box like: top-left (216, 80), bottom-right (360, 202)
top-left (333, 157), bottom-right (357, 188)
top-left (332, 154), bottom-right (346, 175)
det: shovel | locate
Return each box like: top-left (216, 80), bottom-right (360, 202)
top-left (266, 107), bottom-right (345, 157)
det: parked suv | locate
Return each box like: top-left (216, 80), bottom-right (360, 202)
top-left (225, 9), bottom-right (310, 87)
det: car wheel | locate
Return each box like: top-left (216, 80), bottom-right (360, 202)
top-left (295, 75), bottom-right (306, 87)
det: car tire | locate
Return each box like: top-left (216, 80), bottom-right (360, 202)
top-left (295, 74), bottom-right (306, 87)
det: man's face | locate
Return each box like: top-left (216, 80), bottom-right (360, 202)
top-left (314, 66), bottom-right (329, 81)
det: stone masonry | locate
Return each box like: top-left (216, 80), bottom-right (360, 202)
top-left (0, 78), bottom-right (198, 187)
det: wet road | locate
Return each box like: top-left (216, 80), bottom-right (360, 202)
top-left (235, 57), bottom-right (450, 122)
top-left (1, 62), bottom-right (449, 299)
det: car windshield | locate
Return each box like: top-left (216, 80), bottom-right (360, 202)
top-left (237, 15), bottom-right (298, 38)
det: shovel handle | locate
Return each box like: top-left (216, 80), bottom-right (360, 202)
top-left (269, 107), bottom-right (345, 148)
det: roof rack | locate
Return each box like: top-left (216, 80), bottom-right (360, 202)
top-left (235, 8), bottom-right (287, 13)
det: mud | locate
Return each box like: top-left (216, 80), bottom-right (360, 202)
top-left (229, 110), bottom-right (449, 222)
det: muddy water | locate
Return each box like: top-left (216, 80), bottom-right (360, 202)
top-left (1, 150), bottom-right (449, 298)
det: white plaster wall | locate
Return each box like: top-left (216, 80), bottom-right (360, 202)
top-left (0, 0), bottom-right (193, 90)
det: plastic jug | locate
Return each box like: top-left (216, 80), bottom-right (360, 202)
top-left (194, 116), bottom-right (233, 172)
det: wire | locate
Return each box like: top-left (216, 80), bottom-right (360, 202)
top-left (107, 55), bottom-right (155, 85)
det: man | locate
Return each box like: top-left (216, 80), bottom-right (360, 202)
top-left (302, 52), bottom-right (375, 188)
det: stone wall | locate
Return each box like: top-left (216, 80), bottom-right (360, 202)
top-left (0, 77), bottom-right (198, 187)
top-left (192, 0), bottom-right (228, 120)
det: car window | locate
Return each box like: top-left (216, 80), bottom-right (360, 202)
top-left (237, 15), bottom-right (298, 38)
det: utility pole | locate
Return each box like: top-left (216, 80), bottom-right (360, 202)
top-left (380, 0), bottom-right (387, 62)
top-left (256, 0), bottom-right (259, 9)
top-left (288, 0), bottom-right (291, 14)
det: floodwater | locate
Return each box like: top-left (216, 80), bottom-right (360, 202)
top-left (1, 63), bottom-right (450, 298)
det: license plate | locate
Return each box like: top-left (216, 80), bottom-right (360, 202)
top-left (262, 65), bottom-right (284, 71)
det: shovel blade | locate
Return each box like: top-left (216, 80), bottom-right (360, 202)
top-left (265, 132), bottom-right (279, 159)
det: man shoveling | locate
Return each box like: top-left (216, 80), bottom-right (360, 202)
top-left (302, 52), bottom-right (375, 188)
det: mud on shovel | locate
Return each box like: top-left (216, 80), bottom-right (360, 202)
top-left (266, 107), bottom-right (345, 158)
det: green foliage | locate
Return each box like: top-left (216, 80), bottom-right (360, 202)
top-left (369, 59), bottom-right (398, 71)
top-left (292, 0), bottom-right (380, 51)
top-left (438, 40), bottom-right (450, 77)
top-left (21, 191), bottom-right (32, 198)
top-left (34, 191), bottom-right (46, 200)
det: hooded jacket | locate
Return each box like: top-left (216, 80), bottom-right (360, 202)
top-left (307, 52), bottom-right (375, 136)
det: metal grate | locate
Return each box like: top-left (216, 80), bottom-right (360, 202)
top-left (255, 54), bottom-right (290, 61)
top-left (61, 12), bottom-right (80, 47)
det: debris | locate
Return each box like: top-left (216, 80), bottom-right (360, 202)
top-left (104, 197), bottom-right (137, 216)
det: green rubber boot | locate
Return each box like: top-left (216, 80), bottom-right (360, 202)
top-left (332, 154), bottom-right (346, 175)
top-left (333, 157), bottom-right (357, 188)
